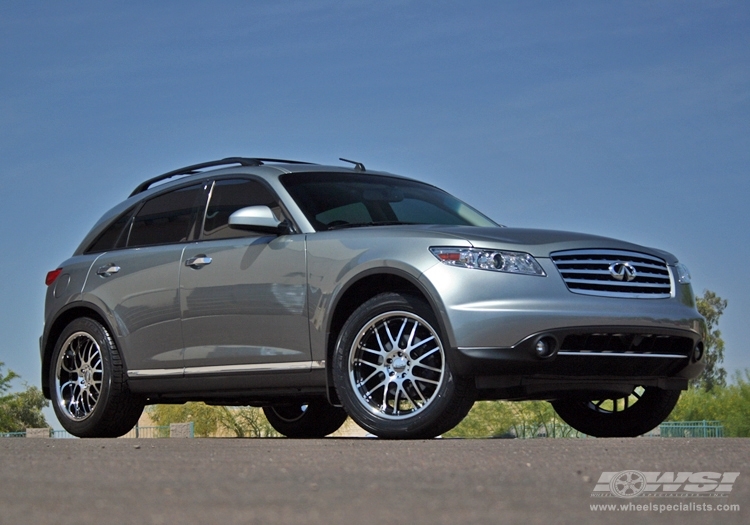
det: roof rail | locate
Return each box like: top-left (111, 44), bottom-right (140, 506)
top-left (129, 157), bottom-right (314, 196)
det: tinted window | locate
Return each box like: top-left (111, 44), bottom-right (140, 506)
top-left (128, 184), bottom-right (205, 247)
top-left (390, 199), bottom-right (472, 224)
top-left (85, 208), bottom-right (134, 254)
top-left (202, 178), bottom-right (279, 240)
top-left (315, 202), bottom-right (371, 225)
top-left (281, 172), bottom-right (498, 231)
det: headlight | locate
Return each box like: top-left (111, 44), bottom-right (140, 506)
top-left (430, 247), bottom-right (546, 276)
top-left (674, 262), bottom-right (691, 284)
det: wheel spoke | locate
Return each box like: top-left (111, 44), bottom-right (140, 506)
top-left (414, 345), bottom-right (439, 363)
top-left (73, 346), bottom-right (83, 369)
top-left (360, 346), bottom-right (384, 357)
top-left (55, 332), bottom-right (103, 421)
top-left (81, 340), bottom-right (92, 364)
top-left (353, 357), bottom-right (378, 369)
top-left (59, 380), bottom-right (76, 393)
top-left (406, 321), bottom-right (418, 348)
top-left (410, 379), bottom-right (427, 404)
top-left (402, 381), bottom-right (421, 408)
top-left (380, 383), bottom-right (391, 412)
top-left (60, 354), bottom-right (76, 374)
top-left (85, 390), bottom-right (98, 410)
top-left (365, 378), bottom-right (388, 399)
top-left (374, 328), bottom-right (389, 353)
top-left (383, 319), bottom-right (400, 349)
top-left (392, 385), bottom-right (401, 415)
top-left (413, 362), bottom-right (442, 373)
top-left (587, 386), bottom-right (646, 415)
top-left (348, 310), bottom-right (446, 421)
top-left (394, 318), bottom-right (408, 348)
top-left (90, 381), bottom-right (101, 396)
top-left (408, 336), bottom-right (436, 354)
top-left (357, 368), bottom-right (382, 387)
top-left (90, 351), bottom-right (102, 371)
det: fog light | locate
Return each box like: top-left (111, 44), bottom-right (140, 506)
top-left (693, 343), bottom-right (704, 362)
top-left (534, 337), bottom-right (556, 358)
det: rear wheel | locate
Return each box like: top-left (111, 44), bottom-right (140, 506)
top-left (50, 317), bottom-right (143, 438)
top-left (332, 292), bottom-right (474, 439)
top-left (551, 386), bottom-right (681, 437)
top-left (262, 400), bottom-right (348, 438)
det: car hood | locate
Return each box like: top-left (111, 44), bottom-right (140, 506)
top-left (416, 225), bottom-right (678, 263)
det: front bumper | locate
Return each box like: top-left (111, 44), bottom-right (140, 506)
top-left (420, 258), bottom-right (705, 393)
top-left (452, 324), bottom-right (704, 399)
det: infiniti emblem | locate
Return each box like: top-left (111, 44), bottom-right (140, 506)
top-left (609, 262), bottom-right (637, 282)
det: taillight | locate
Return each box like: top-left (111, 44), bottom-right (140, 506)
top-left (46, 268), bottom-right (63, 286)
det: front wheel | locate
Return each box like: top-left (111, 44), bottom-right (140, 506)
top-left (262, 400), bottom-right (348, 438)
top-left (551, 386), bottom-right (681, 437)
top-left (49, 317), bottom-right (144, 438)
top-left (332, 293), bottom-right (474, 439)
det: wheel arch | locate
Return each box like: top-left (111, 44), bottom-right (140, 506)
top-left (41, 302), bottom-right (119, 399)
top-left (324, 269), bottom-right (452, 398)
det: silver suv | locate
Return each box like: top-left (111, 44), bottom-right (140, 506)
top-left (41, 157), bottom-right (705, 439)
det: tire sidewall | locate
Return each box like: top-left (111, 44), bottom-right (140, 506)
top-left (49, 318), bottom-right (115, 436)
top-left (552, 387), bottom-right (681, 437)
top-left (333, 293), bottom-right (459, 438)
top-left (262, 400), bottom-right (348, 438)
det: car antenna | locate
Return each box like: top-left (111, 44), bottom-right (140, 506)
top-left (339, 158), bottom-right (366, 171)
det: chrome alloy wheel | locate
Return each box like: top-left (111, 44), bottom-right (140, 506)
top-left (586, 386), bottom-right (646, 414)
top-left (55, 331), bottom-right (104, 421)
top-left (269, 404), bottom-right (309, 422)
top-left (348, 311), bottom-right (446, 420)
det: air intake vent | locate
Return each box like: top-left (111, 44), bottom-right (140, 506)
top-left (550, 250), bottom-right (672, 299)
top-left (560, 333), bottom-right (692, 356)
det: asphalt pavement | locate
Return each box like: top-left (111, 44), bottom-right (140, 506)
top-left (1, 437), bottom-right (747, 525)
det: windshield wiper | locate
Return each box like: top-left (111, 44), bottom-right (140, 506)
top-left (326, 221), bottom-right (416, 231)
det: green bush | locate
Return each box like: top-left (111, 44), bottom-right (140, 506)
top-left (669, 370), bottom-right (750, 437)
top-left (445, 400), bottom-right (582, 438)
top-left (447, 370), bottom-right (750, 439)
top-left (147, 402), bottom-right (280, 437)
top-left (0, 363), bottom-right (48, 432)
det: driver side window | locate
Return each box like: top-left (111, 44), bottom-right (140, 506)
top-left (202, 178), bottom-right (280, 240)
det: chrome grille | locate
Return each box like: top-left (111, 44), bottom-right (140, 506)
top-left (550, 249), bottom-right (672, 298)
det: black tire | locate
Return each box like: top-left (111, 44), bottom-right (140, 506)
top-left (262, 400), bottom-right (348, 438)
top-left (551, 386), bottom-right (682, 437)
top-left (332, 292), bottom-right (475, 439)
top-left (49, 317), bottom-right (144, 438)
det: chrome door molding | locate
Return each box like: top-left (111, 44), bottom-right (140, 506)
top-left (128, 360), bottom-right (325, 378)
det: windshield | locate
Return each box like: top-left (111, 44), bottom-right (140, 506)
top-left (281, 172), bottom-right (498, 231)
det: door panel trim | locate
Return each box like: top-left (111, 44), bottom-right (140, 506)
top-left (128, 360), bottom-right (325, 378)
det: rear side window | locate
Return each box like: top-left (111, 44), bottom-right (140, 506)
top-left (202, 178), bottom-right (279, 240)
top-left (85, 208), bottom-right (134, 254)
top-left (127, 184), bottom-right (205, 247)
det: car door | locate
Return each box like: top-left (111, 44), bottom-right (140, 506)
top-left (82, 183), bottom-right (207, 375)
top-left (179, 178), bottom-right (311, 374)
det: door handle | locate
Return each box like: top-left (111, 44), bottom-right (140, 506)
top-left (96, 264), bottom-right (121, 277)
top-left (185, 255), bottom-right (212, 269)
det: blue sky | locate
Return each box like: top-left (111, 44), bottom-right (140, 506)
top-left (1, 1), bottom-right (748, 425)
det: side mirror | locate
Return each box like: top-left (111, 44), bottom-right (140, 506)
top-left (229, 206), bottom-right (292, 235)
